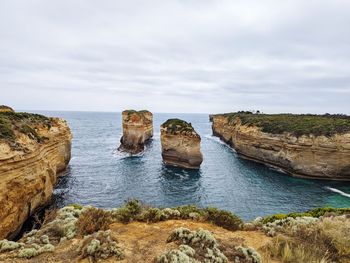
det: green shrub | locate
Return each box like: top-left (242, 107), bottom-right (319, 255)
top-left (175, 205), bottom-right (206, 219)
top-left (67, 204), bottom-right (83, 210)
top-left (77, 230), bottom-right (124, 261)
top-left (138, 208), bottom-right (163, 223)
top-left (0, 111), bottom-right (53, 146)
top-left (263, 207), bottom-right (350, 224)
top-left (112, 199), bottom-right (143, 223)
top-left (78, 207), bottom-right (112, 235)
top-left (204, 207), bottom-right (243, 231)
top-left (161, 119), bottom-right (195, 134)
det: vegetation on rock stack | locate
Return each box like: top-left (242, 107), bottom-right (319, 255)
top-left (123, 109), bottom-right (152, 123)
top-left (217, 112), bottom-right (350, 137)
top-left (0, 105), bottom-right (14, 112)
top-left (161, 118), bottom-right (197, 135)
top-left (0, 111), bottom-right (53, 147)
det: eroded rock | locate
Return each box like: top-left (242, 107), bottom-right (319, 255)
top-left (0, 105), bottom-right (14, 113)
top-left (118, 110), bottom-right (153, 154)
top-left (0, 110), bottom-right (72, 239)
top-left (160, 119), bottom-right (203, 169)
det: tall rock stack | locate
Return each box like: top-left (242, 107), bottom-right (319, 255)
top-left (0, 105), bottom-right (14, 113)
top-left (118, 110), bottom-right (153, 154)
top-left (160, 119), bottom-right (203, 169)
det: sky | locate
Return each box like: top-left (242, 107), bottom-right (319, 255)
top-left (1, 0), bottom-right (350, 114)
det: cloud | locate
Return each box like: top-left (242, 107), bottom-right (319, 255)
top-left (0, 0), bottom-right (349, 113)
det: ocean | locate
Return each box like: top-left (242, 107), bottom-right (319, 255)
top-left (36, 111), bottom-right (350, 221)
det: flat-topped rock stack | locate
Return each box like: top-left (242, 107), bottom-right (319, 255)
top-left (0, 108), bottom-right (72, 239)
top-left (0, 105), bottom-right (14, 113)
top-left (118, 110), bottom-right (153, 154)
top-left (160, 118), bottom-right (203, 169)
top-left (211, 112), bottom-right (350, 180)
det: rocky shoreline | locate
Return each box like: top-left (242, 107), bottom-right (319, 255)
top-left (211, 112), bottom-right (350, 180)
top-left (0, 109), bottom-right (72, 239)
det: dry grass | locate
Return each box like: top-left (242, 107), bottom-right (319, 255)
top-left (265, 215), bottom-right (350, 263)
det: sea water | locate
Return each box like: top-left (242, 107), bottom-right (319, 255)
top-left (36, 111), bottom-right (350, 221)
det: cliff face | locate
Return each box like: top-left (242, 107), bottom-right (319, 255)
top-left (118, 110), bottom-right (153, 154)
top-left (161, 119), bottom-right (203, 169)
top-left (211, 114), bottom-right (350, 180)
top-left (0, 112), bottom-right (72, 239)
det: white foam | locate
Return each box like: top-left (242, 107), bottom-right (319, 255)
top-left (204, 135), bottom-right (236, 152)
top-left (112, 148), bottom-right (145, 160)
top-left (325, 187), bottom-right (350, 198)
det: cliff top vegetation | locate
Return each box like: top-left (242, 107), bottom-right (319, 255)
top-left (215, 112), bottom-right (350, 137)
top-left (0, 111), bottom-right (52, 147)
top-left (122, 109), bottom-right (152, 123)
top-left (161, 118), bottom-right (197, 135)
top-left (0, 200), bottom-right (348, 262)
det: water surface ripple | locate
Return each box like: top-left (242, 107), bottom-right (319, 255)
top-left (37, 111), bottom-right (350, 221)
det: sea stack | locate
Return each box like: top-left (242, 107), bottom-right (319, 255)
top-left (118, 110), bottom-right (153, 154)
top-left (0, 105), bottom-right (14, 113)
top-left (211, 112), bottom-right (350, 180)
top-left (160, 119), bottom-right (203, 169)
top-left (0, 108), bottom-right (72, 239)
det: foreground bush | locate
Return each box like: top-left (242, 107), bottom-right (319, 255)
top-left (157, 227), bottom-right (261, 263)
top-left (262, 207), bottom-right (350, 224)
top-left (110, 201), bottom-right (243, 231)
top-left (204, 207), bottom-right (243, 231)
top-left (77, 230), bottom-right (124, 261)
top-left (78, 207), bottom-right (112, 235)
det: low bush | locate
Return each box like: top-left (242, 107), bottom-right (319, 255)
top-left (78, 207), bottom-right (112, 235)
top-left (111, 199), bottom-right (143, 223)
top-left (0, 111), bottom-right (53, 146)
top-left (77, 230), bottom-right (124, 261)
top-left (262, 207), bottom-right (350, 224)
top-left (204, 207), bottom-right (243, 231)
top-left (161, 118), bottom-right (195, 135)
top-left (163, 227), bottom-right (228, 263)
top-left (265, 215), bottom-right (350, 263)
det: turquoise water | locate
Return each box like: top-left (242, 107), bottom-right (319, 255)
top-left (37, 111), bottom-right (350, 221)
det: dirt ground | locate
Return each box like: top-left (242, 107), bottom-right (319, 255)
top-left (0, 220), bottom-right (279, 263)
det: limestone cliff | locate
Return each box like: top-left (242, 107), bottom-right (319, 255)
top-left (118, 110), bottom-right (153, 154)
top-left (161, 119), bottom-right (203, 169)
top-left (211, 113), bottom-right (350, 180)
top-left (0, 110), bottom-right (72, 239)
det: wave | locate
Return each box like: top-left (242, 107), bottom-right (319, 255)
top-left (325, 187), bottom-right (350, 198)
top-left (112, 147), bottom-right (145, 160)
top-left (204, 135), bottom-right (237, 152)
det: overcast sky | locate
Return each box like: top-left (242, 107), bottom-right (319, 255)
top-left (1, 0), bottom-right (350, 114)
